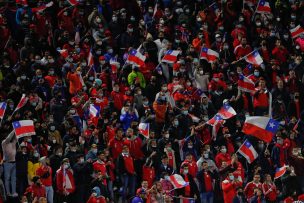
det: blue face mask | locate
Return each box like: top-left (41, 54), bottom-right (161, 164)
top-left (254, 72), bottom-right (260, 77)
top-left (174, 120), bottom-right (179, 126)
top-left (182, 110), bottom-right (188, 115)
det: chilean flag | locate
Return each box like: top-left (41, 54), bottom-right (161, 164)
top-left (218, 103), bottom-right (236, 119)
top-left (256, 0), bottom-right (271, 13)
top-left (14, 94), bottom-right (28, 112)
top-left (32, 1), bottom-right (54, 12)
top-left (238, 140), bottom-right (258, 163)
top-left (0, 102), bottom-right (7, 120)
top-left (200, 47), bottom-right (219, 63)
top-left (138, 123), bottom-right (149, 138)
top-left (161, 50), bottom-right (180, 64)
top-left (244, 50), bottom-right (263, 65)
top-left (57, 48), bottom-right (69, 59)
top-left (12, 120), bottom-right (36, 139)
top-left (238, 74), bottom-right (255, 93)
top-left (169, 174), bottom-right (189, 189)
top-left (242, 116), bottom-right (279, 143)
top-left (87, 49), bottom-right (94, 67)
top-left (290, 25), bottom-right (304, 39)
top-left (89, 104), bottom-right (100, 118)
top-left (127, 49), bottom-right (146, 67)
top-left (274, 165), bottom-right (287, 179)
top-left (207, 114), bottom-right (224, 140)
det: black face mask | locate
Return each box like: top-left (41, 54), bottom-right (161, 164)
top-left (238, 192), bottom-right (243, 196)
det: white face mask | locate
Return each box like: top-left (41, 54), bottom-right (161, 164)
top-left (221, 148), bottom-right (227, 153)
top-left (92, 192), bottom-right (97, 197)
top-left (203, 153), bottom-right (209, 159)
top-left (183, 169), bottom-right (189, 174)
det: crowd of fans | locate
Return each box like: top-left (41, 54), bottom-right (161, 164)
top-left (0, 0), bottom-right (304, 202)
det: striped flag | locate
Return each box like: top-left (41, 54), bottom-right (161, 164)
top-left (32, 1), bottom-right (54, 12)
top-left (14, 94), bottom-right (28, 113)
top-left (238, 74), bottom-right (255, 93)
top-left (161, 50), bottom-right (180, 64)
top-left (200, 47), bottom-right (219, 63)
top-left (256, 0), bottom-right (271, 13)
top-left (218, 103), bottom-right (236, 119)
top-left (57, 48), bottom-right (69, 59)
top-left (67, 0), bottom-right (78, 6)
top-left (87, 49), bottom-right (94, 67)
top-left (244, 50), bottom-right (263, 65)
top-left (169, 174), bottom-right (189, 189)
top-left (274, 165), bottom-right (287, 179)
top-left (0, 102), bottom-right (7, 120)
top-left (206, 114), bottom-right (224, 140)
top-left (127, 49), bottom-right (146, 67)
top-left (138, 123), bottom-right (149, 138)
top-left (12, 120), bottom-right (35, 139)
top-left (290, 25), bottom-right (304, 39)
top-left (89, 104), bottom-right (100, 118)
top-left (237, 139), bottom-right (258, 163)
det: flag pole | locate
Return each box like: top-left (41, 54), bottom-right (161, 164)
top-left (251, 0), bottom-right (261, 22)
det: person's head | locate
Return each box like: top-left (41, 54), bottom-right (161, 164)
top-left (277, 80), bottom-right (283, 89)
top-left (126, 128), bottom-right (134, 137)
top-left (294, 92), bottom-right (300, 101)
top-left (141, 180), bottom-right (148, 189)
top-left (61, 158), bottom-right (70, 169)
top-left (32, 176), bottom-right (42, 186)
top-left (236, 187), bottom-right (244, 196)
top-left (258, 78), bottom-right (266, 88)
top-left (275, 39), bottom-right (281, 47)
top-left (186, 153), bottom-right (192, 161)
top-left (254, 187), bottom-right (262, 196)
top-left (91, 144), bottom-right (98, 154)
top-left (241, 37), bottom-right (247, 46)
top-left (161, 155), bottom-right (168, 164)
top-left (91, 186), bottom-right (101, 197)
top-left (77, 154), bottom-right (85, 164)
top-left (227, 172), bottom-right (235, 181)
top-left (253, 174), bottom-right (261, 183)
top-left (265, 174), bottom-right (272, 182)
top-left (39, 156), bottom-right (47, 166)
top-left (122, 145), bottom-right (129, 155)
top-left (220, 145), bottom-right (227, 154)
top-left (181, 164), bottom-right (189, 174)
top-left (98, 150), bottom-right (105, 160)
top-left (202, 161), bottom-right (209, 170)
top-left (202, 94), bottom-right (208, 104)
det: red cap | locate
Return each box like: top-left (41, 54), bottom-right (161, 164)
top-left (99, 56), bottom-right (105, 61)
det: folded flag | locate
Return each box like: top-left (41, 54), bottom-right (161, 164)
top-left (32, 1), bottom-right (53, 12)
top-left (12, 120), bottom-right (35, 139)
top-left (0, 102), bottom-right (7, 120)
top-left (127, 49), bottom-right (146, 67)
top-left (87, 49), bottom-right (94, 67)
top-left (244, 50), bottom-right (263, 65)
top-left (207, 114), bottom-right (224, 140)
top-left (169, 174), bottom-right (189, 189)
top-left (274, 165), bottom-right (287, 179)
top-left (256, 0), bottom-right (271, 13)
top-left (161, 50), bottom-right (180, 64)
top-left (138, 123), bottom-right (149, 138)
top-left (200, 47), bottom-right (219, 63)
top-left (243, 116), bottom-right (279, 143)
top-left (218, 103), bottom-right (236, 119)
top-left (57, 48), bottom-right (69, 59)
top-left (290, 25), bottom-right (304, 39)
top-left (14, 94), bottom-right (28, 113)
top-left (237, 139), bottom-right (258, 163)
top-left (238, 74), bottom-right (255, 93)
top-left (89, 104), bottom-right (100, 118)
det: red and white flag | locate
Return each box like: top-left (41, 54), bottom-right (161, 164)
top-left (218, 103), bottom-right (236, 119)
top-left (206, 114), bottom-right (225, 140)
top-left (0, 102), bottom-right (7, 120)
top-left (161, 50), bottom-right (180, 64)
top-left (57, 49), bottom-right (69, 59)
top-left (12, 120), bottom-right (35, 139)
top-left (200, 47), bottom-right (219, 63)
top-left (169, 174), bottom-right (189, 189)
top-left (238, 74), bottom-right (255, 93)
top-left (14, 94), bottom-right (28, 113)
top-left (237, 139), bottom-right (258, 163)
top-left (32, 1), bottom-right (54, 12)
top-left (274, 165), bottom-right (287, 179)
top-left (127, 49), bottom-right (146, 67)
top-left (87, 49), bottom-right (94, 67)
top-left (256, 0), bottom-right (271, 13)
top-left (290, 25), bottom-right (304, 39)
top-left (244, 50), bottom-right (263, 65)
top-left (138, 123), bottom-right (149, 138)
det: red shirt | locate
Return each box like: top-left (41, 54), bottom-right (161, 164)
top-left (234, 44), bottom-right (252, 59)
top-left (262, 182), bottom-right (277, 201)
top-left (182, 160), bottom-right (198, 178)
top-left (123, 155), bottom-right (135, 174)
top-left (27, 184), bottom-right (46, 199)
top-left (215, 153), bottom-right (231, 167)
top-left (108, 137), bottom-right (124, 160)
top-left (110, 91), bottom-right (124, 110)
top-left (71, 94), bottom-right (88, 117)
top-left (123, 137), bottom-right (144, 160)
top-left (244, 182), bottom-right (262, 200)
top-left (203, 172), bottom-right (213, 192)
top-left (93, 160), bottom-right (107, 175)
top-left (36, 166), bottom-right (52, 187)
top-left (253, 90), bottom-right (269, 108)
top-left (142, 165), bottom-right (155, 188)
top-left (272, 47), bottom-right (288, 63)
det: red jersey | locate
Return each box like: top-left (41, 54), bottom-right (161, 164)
top-left (108, 137), bottom-right (124, 159)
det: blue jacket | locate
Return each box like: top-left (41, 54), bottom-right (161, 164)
top-left (120, 112), bottom-right (138, 131)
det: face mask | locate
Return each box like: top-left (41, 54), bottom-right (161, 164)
top-left (31, 102), bottom-right (37, 106)
top-left (256, 22), bottom-right (261, 27)
top-left (52, 139), bottom-right (56, 144)
top-left (21, 75), bottom-right (27, 80)
top-left (186, 82), bottom-right (191, 86)
top-left (128, 28), bottom-right (133, 32)
top-left (277, 139), bottom-right (283, 145)
top-left (96, 50), bottom-right (102, 55)
top-left (254, 72), bottom-right (260, 77)
top-left (203, 153), bottom-right (209, 159)
top-left (175, 39), bottom-right (180, 43)
top-left (221, 148), bottom-right (227, 153)
top-left (165, 134), bottom-right (169, 139)
top-left (229, 175), bottom-right (234, 181)
top-left (143, 101), bottom-right (149, 106)
top-left (182, 110), bottom-right (188, 115)
top-left (216, 38), bottom-right (222, 42)
top-left (64, 163), bottom-right (70, 169)
top-left (80, 158), bottom-right (84, 163)
top-left (239, 17), bottom-right (244, 22)
top-left (223, 45), bottom-right (229, 50)
top-left (92, 149), bottom-right (98, 154)
top-left (291, 15), bottom-right (296, 20)
top-left (96, 18), bottom-right (101, 23)
top-left (164, 175), bottom-right (169, 180)
top-left (183, 169), bottom-right (188, 174)
top-left (63, 12), bottom-right (68, 16)
top-left (283, 35), bottom-right (289, 39)
top-left (92, 192), bottom-right (97, 197)
top-left (49, 71), bottom-right (54, 75)
top-left (174, 120), bottom-right (179, 126)
top-left (188, 144), bottom-right (193, 149)
top-left (34, 152), bottom-right (39, 157)
top-left (112, 16), bottom-right (117, 22)
top-left (49, 59), bottom-right (54, 63)
top-left (70, 110), bottom-right (76, 114)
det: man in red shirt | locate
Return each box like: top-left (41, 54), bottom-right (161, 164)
top-left (110, 83), bottom-right (124, 112)
top-left (26, 176), bottom-right (46, 200)
top-left (234, 37), bottom-right (252, 60)
top-left (244, 173), bottom-right (262, 201)
top-left (93, 151), bottom-right (107, 185)
top-left (181, 153), bottom-right (198, 179)
top-left (272, 39), bottom-right (289, 64)
top-left (123, 128), bottom-right (144, 160)
top-left (215, 145), bottom-right (231, 167)
top-left (71, 88), bottom-right (88, 118)
top-left (253, 78), bottom-right (270, 116)
top-left (222, 172), bottom-right (242, 203)
top-left (197, 161), bottom-right (216, 203)
top-left (108, 128), bottom-right (124, 160)
top-left (36, 157), bottom-right (53, 203)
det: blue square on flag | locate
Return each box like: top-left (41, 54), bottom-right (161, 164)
top-left (265, 119), bottom-right (279, 133)
top-left (166, 50), bottom-right (172, 54)
top-left (13, 121), bottom-right (21, 128)
top-left (202, 48), bottom-right (208, 53)
top-left (244, 140), bottom-right (252, 148)
top-left (260, 0), bottom-right (265, 5)
top-left (130, 50), bottom-right (136, 55)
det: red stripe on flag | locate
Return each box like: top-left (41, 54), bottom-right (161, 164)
top-left (240, 145), bottom-right (255, 162)
top-left (242, 122), bottom-right (273, 143)
top-left (162, 55), bottom-right (177, 62)
top-left (15, 126), bottom-right (35, 137)
top-left (128, 55), bottom-right (145, 66)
